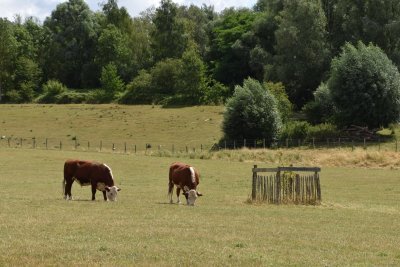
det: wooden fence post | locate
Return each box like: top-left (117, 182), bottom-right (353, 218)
top-left (312, 138), bottom-right (315, 149)
top-left (100, 141), bottom-right (102, 151)
top-left (276, 168), bottom-right (281, 204)
top-left (363, 138), bottom-right (366, 150)
top-left (252, 165), bottom-right (257, 200)
top-left (8, 137), bottom-right (10, 147)
top-left (125, 142), bottom-right (127, 153)
top-left (263, 139), bottom-right (265, 149)
top-left (233, 140), bottom-right (236, 149)
top-left (75, 139), bottom-right (77, 150)
top-left (46, 138), bottom-right (48, 150)
top-left (172, 144), bottom-right (174, 154)
top-left (33, 138), bottom-right (36, 149)
top-left (60, 141), bottom-right (62, 150)
top-left (20, 138), bottom-right (22, 148)
top-left (88, 141), bottom-right (90, 151)
top-left (134, 145), bottom-right (137, 154)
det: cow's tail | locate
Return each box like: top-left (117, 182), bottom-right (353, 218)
top-left (62, 177), bottom-right (66, 197)
top-left (168, 166), bottom-right (174, 197)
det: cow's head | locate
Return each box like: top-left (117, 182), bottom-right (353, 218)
top-left (105, 186), bottom-right (121, 201)
top-left (184, 189), bottom-right (202, 206)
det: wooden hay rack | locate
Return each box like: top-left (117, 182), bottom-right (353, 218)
top-left (252, 166), bottom-right (321, 205)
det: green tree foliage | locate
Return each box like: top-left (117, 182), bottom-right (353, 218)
top-left (100, 63), bottom-right (125, 101)
top-left (174, 47), bottom-right (207, 104)
top-left (328, 42), bottom-right (400, 128)
top-left (303, 82), bottom-right (335, 124)
top-left (95, 24), bottom-right (133, 82)
top-left (0, 18), bottom-right (18, 102)
top-left (326, 0), bottom-right (400, 67)
top-left (119, 70), bottom-right (153, 104)
top-left (264, 82), bottom-right (292, 123)
top-left (151, 0), bottom-right (187, 61)
top-left (37, 80), bottom-right (67, 103)
top-left (10, 57), bottom-right (42, 102)
top-left (274, 0), bottom-right (330, 108)
top-left (42, 0), bottom-right (99, 88)
top-left (208, 8), bottom-right (259, 87)
top-left (222, 78), bottom-right (282, 144)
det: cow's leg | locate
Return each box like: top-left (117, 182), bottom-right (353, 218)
top-left (176, 187), bottom-right (181, 204)
top-left (65, 179), bottom-right (73, 200)
top-left (168, 182), bottom-right (174, 204)
top-left (91, 183), bottom-right (97, 201)
top-left (102, 191), bottom-right (107, 201)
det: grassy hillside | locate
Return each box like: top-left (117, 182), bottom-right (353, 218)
top-left (0, 104), bottom-right (224, 149)
top-left (1, 148), bottom-right (400, 266)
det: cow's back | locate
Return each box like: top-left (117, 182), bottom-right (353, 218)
top-left (169, 162), bottom-right (199, 189)
top-left (64, 160), bottom-right (114, 186)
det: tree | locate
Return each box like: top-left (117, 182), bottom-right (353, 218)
top-left (95, 24), bottom-right (133, 82)
top-left (328, 42), bottom-right (400, 128)
top-left (42, 0), bottom-right (100, 88)
top-left (100, 63), bottom-right (125, 99)
top-left (175, 47), bottom-right (207, 104)
top-left (264, 82), bottom-right (292, 123)
top-left (222, 78), bottom-right (282, 144)
top-left (151, 0), bottom-right (187, 61)
top-left (208, 8), bottom-right (259, 87)
top-left (0, 19), bottom-right (18, 102)
top-left (274, 0), bottom-right (330, 108)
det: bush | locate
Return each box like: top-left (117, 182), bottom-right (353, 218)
top-left (119, 70), bottom-right (153, 104)
top-left (222, 78), bottom-right (282, 145)
top-left (264, 82), bottom-right (293, 123)
top-left (36, 80), bottom-right (67, 103)
top-left (303, 83), bottom-right (335, 124)
top-left (279, 121), bottom-right (311, 141)
top-left (328, 42), bottom-right (400, 128)
top-left (100, 63), bottom-right (125, 101)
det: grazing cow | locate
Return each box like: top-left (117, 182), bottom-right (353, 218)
top-left (168, 162), bottom-right (202, 205)
top-left (63, 160), bottom-right (121, 201)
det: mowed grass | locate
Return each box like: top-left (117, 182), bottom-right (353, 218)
top-left (1, 148), bottom-right (400, 266)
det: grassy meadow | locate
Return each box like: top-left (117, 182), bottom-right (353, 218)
top-left (1, 104), bottom-right (400, 266)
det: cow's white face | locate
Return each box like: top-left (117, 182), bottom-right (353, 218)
top-left (187, 189), bottom-right (198, 206)
top-left (105, 186), bottom-right (121, 201)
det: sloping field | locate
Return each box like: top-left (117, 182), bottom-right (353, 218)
top-left (0, 148), bottom-right (400, 266)
top-left (0, 104), bottom-right (224, 150)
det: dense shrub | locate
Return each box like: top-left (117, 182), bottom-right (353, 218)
top-left (264, 82), bottom-right (292, 123)
top-left (303, 83), bottom-right (335, 124)
top-left (222, 78), bottom-right (282, 145)
top-left (279, 121), bottom-right (339, 141)
top-left (119, 70), bottom-right (153, 104)
top-left (279, 121), bottom-right (311, 141)
top-left (36, 80), bottom-right (67, 103)
top-left (329, 42), bottom-right (400, 128)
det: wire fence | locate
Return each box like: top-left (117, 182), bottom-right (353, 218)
top-left (0, 136), bottom-right (399, 154)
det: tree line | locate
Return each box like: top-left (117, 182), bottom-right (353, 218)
top-left (1, 0), bottom-right (400, 137)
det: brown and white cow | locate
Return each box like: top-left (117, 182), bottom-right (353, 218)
top-left (63, 159), bottom-right (121, 201)
top-left (168, 162), bottom-right (202, 205)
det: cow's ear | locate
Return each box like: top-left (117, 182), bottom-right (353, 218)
top-left (197, 191), bottom-right (203, 197)
top-left (117, 187), bottom-right (121, 191)
top-left (105, 186), bottom-right (110, 192)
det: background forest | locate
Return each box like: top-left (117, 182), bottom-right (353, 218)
top-left (1, 0), bottom-right (400, 141)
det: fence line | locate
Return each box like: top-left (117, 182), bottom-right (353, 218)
top-left (0, 135), bottom-right (398, 154)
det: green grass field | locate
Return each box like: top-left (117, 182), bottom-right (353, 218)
top-left (1, 104), bottom-right (400, 266)
top-left (1, 148), bottom-right (400, 266)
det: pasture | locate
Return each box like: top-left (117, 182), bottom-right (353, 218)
top-left (1, 148), bottom-right (400, 266)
